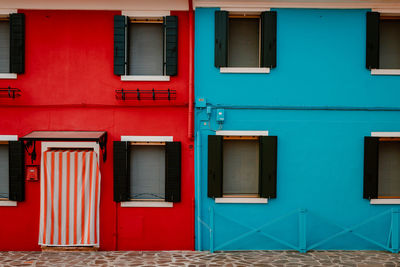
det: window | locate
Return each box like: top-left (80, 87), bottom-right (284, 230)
top-left (367, 12), bottom-right (400, 73)
top-left (0, 14), bottom-right (25, 76)
top-left (113, 139), bottom-right (181, 206)
top-left (114, 15), bottom-right (178, 79)
top-left (208, 133), bottom-right (277, 203)
top-left (364, 136), bottom-right (400, 202)
top-left (0, 143), bottom-right (9, 199)
top-left (215, 11), bottom-right (276, 72)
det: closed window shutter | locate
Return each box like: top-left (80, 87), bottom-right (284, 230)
top-left (10, 13), bottom-right (25, 74)
top-left (363, 137), bottom-right (379, 199)
top-left (366, 12), bottom-right (380, 69)
top-left (215, 11), bottom-right (228, 68)
top-left (8, 141), bottom-right (24, 201)
top-left (261, 11), bottom-right (277, 68)
top-left (208, 135), bottom-right (223, 198)
top-left (113, 141), bottom-right (130, 202)
top-left (259, 136), bottom-right (277, 198)
top-left (165, 16), bottom-right (178, 76)
top-left (114, 15), bottom-right (127, 75)
top-left (165, 142), bottom-right (181, 202)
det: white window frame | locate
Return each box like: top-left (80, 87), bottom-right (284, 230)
top-left (0, 10), bottom-right (18, 79)
top-left (369, 132), bottom-right (400, 204)
top-left (215, 130), bottom-right (269, 204)
top-left (120, 10), bottom-right (171, 82)
top-left (0, 134), bottom-right (18, 206)
top-left (370, 10), bottom-right (400, 76)
top-left (120, 135), bottom-right (174, 208)
top-left (220, 8), bottom-right (271, 74)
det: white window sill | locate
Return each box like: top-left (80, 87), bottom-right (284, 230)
top-left (215, 197), bottom-right (268, 204)
top-left (0, 201), bottom-right (17, 207)
top-left (0, 73), bottom-right (17, 79)
top-left (370, 199), bottom-right (400, 205)
top-left (371, 69), bottom-right (400, 76)
top-left (121, 201), bottom-right (173, 208)
top-left (220, 67), bottom-right (270, 74)
top-left (121, 75), bottom-right (170, 81)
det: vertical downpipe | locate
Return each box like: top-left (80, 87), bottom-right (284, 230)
top-left (196, 131), bottom-right (202, 250)
top-left (188, 0), bottom-right (194, 139)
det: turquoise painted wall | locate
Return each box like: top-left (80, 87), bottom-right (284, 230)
top-left (195, 8), bottom-right (400, 251)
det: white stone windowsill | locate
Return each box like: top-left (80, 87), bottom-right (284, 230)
top-left (215, 197), bottom-right (268, 204)
top-left (0, 201), bottom-right (17, 207)
top-left (370, 199), bottom-right (400, 205)
top-left (220, 67), bottom-right (270, 74)
top-left (0, 73), bottom-right (17, 79)
top-left (121, 75), bottom-right (170, 81)
top-left (121, 201), bottom-right (173, 208)
top-left (371, 69), bottom-right (400, 76)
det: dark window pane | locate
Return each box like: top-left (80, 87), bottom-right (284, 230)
top-left (130, 145), bottom-right (165, 199)
top-left (0, 21), bottom-right (10, 73)
top-left (380, 20), bottom-right (400, 69)
top-left (228, 18), bottom-right (259, 67)
top-left (129, 23), bottom-right (164, 75)
top-left (223, 140), bottom-right (259, 195)
top-left (0, 144), bottom-right (9, 198)
top-left (378, 142), bottom-right (400, 197)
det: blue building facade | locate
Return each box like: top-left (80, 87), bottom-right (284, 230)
top-left (194, 3), bottom-right (400, 252)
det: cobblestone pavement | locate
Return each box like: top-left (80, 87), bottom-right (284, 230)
top-left (0, 250), bottom-right (400, 267)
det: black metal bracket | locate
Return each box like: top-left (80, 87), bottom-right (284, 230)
top-left (0, 87), bottom-right (21, 99)
top-left (116, 88), bottom-right (176, 101)
top-left (24, 140), bottom-right (37, 164)
top-left (98, 132), bottom-right (108, 162)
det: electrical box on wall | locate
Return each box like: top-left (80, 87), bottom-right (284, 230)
top-left (26, 165), bottom-right (39, 181)
top-left (216, 109), bottom-right (225, 123)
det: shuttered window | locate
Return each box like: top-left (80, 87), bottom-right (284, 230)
top-left (379, 19), bottom-right (400, 69)
top-left (378, 142), bottom-right (400, 197)
top-left (0, 144), bottom-right (9, 199)
top-left (0, 21), bottom-right (10, 73)
top-left (130, 145), bottom-right (165, 199)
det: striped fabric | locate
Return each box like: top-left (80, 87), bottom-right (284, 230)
top-left (39, 150), bottom-right (101, 247)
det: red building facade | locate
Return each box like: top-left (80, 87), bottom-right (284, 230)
top-left (0, 1), bottom-right (194, 251)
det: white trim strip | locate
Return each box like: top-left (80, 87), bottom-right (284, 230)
top-left (221, 7), bottom-right (270, 12)
top-left (371, 69), bottom-right (400, 76)
top-left (0, 201), bottom-right (17, 207)
top-left (220, 67), bottom-right (270, 74)
top-left (216, 130), bottom-right (268, 136)
top-left (370, 199), bottom-right (400, 205)
top-left (0, 73), bottom-right (17, 79)
top-left (121, 136), bottom-right (173, 142)
top-left (372, 8), bottom-right (400, 14)
top-left (0, 135), bottom-right (18, 141)
top-left (371, 132), bottom-right (400, 137)
top-left (121, 75), bottom-right (170, 81)
top-left (0, 9), bottom-right (16, 15)
top-left (122, 11), bottom-right (171, 17)
top-left (121, 201), bottom-right (173, 208)
top-left (215, 198), bottom-right (268, 204)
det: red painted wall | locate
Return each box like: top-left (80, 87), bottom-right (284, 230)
top-left (0, 10), bottom-right (194, 251)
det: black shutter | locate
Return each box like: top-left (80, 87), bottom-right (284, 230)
top-left (366, 12), bottom-right (380, 70)
top-left (165, 16), bottom-right (178, 76)
top-left (165, 142), bottom-right (181, 202)
top-left (363, 137), bottom-right (379, 199)
top-left (261, 11), bottom-right (277, 68)
top-left (9, 141), bottom-right (25, 201)
top-left (10, 13), bottom-right (25, 74)
top-left (208, 135), bottom-right (223, 198)
top-left (215, 11), bottom-right (228, 68)
top-left (114, 15), bottom-right (127, 75)
top-left (259, 136), bottom-right (277, 198)
top-left (113, 141), bottom-right (130, 202)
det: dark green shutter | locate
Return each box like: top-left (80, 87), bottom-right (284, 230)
top-left (261, 11), bottom-right (277, 68)
top-left (9, 141), bottom-right (24, 201)
top-left (10, 13), bottom-right (25, 74)
top-left (215, 11), bottom-right (228, 68)
top-left (114, 15), bottom-right (127, 75)
top-left (165, 142), bottom-right (181, 202)
top-left (113, 141), bottom-right (130, 202)
top-left (363, 137), bottom-right (379, 199)
top-left (366, 12), bottom-right (380, 70)
top-left (259, 136), bottom-right (277, 198)
top-left (208, 135), bottom-right (223, 198)
top-left (165, 16), bottom-right (178, 76)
